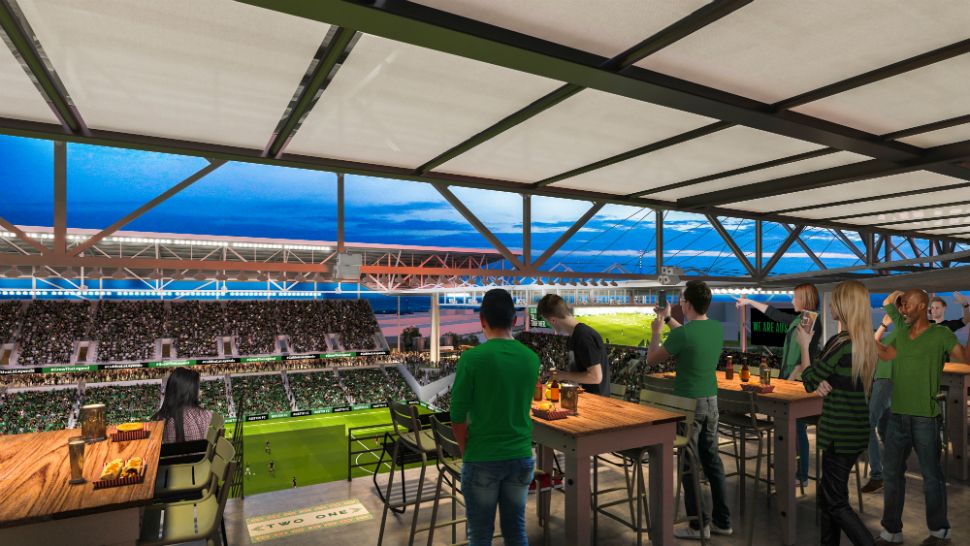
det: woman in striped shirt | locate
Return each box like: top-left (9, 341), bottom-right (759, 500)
top-left (794, 280), bottom-right (878, 546)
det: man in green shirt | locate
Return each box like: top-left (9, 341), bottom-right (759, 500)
top-left (876, 290), bottom-right (966, 546)
top-left (648, 280), bottom-right (731, 540)
top-left (451, 288), bottom-right (540, 546)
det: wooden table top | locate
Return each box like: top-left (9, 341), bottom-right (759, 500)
top-left (531, 394), bottom-right (684, 437)
top-left (944, 362), bottom-right (970, 376)
top-left (0, 421), bottom-right (164, 527)
top-left (649, 371), bottom-right (821, 403)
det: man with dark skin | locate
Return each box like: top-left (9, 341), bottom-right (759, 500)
top-left (875, 289), bottom-right (965, 546)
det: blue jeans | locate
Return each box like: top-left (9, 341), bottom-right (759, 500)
top-left (881, 413), bottom-right (948, 535)
top-left (796, 420), bottom-right (809, 482)
top-left (682, 396), bottom-right (731, 530)
top-left (867, 379), bottom-right (892, 480)
top-left (461, 457), bottom-right (534, 546)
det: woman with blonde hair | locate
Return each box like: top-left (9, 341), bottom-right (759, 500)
top-left (737, 282), bottom-right (821, 486)
top-left (795, 280), bottom-right (877, 546)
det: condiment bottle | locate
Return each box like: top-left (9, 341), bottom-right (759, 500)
top-left (725, 355), bottom-right (734, 380)
top-left (550, 371), bottom-right (560, 403)
top-left (740, 357), bottom-right (750, 383)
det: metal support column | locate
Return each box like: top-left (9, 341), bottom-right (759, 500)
top-left (430, 295), bottom-right (440, 363)
top-left (337, 172), bottom-right (345, 253)
top-left (754, 220), bottom-right (762, 278)
top-left (655, 209), bottom-right (664, 274)
top-left (522, 194), bottom-right (531, 269)
top-left (53, 141), bottom-right (66, 255)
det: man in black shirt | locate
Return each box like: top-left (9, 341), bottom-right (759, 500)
top-left (929, 295), bottom-right (969, 332)
top-left (537, 294), bottom-right (611, 396)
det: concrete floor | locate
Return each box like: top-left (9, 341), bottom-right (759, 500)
top-left (216, 444), bottom-right (970, 546)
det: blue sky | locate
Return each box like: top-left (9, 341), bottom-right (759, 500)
top-left (0, 134), bottom-right (875, 277)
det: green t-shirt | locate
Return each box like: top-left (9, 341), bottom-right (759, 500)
top-left (885, 304), bottom-right (959, 417)
top-left (874, 329), bottom-right (896, 380)
top-left (663, 319), bottom-right (723, 398)
top-left (450, 338), bottom-right (540, 463)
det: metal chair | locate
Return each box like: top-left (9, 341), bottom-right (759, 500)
top-left (139, 437), bottom-right (236, 546)
top-left (717, 389), bottom-right (773, 516)
top-left (591, 388), bottom-right (702, 546)
top-left (154, 418), bottom-right (225, 499)
top-left (377, 402), bottom-right (438, 546)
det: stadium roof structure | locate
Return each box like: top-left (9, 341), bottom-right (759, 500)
top-left (2, 0), bottom-right (970, 289)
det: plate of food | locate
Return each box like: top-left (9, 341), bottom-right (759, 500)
top-left (94, 457), bottom-right (146, 489)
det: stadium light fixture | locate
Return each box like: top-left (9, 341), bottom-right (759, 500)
top-left (193, 271), bottom-right (207, 281)
top-left (112, 268), bottom-right (127, 280)
top-left (236, 271), bottom-right (250, 281)
top-left (256, 272), bottom-right (268, 282)
top-left (4, 267), bottom-right (21, 278)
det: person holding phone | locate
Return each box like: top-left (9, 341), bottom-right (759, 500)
top-left (736, 283), bottom-right (822, 488)
top-left (794, 280), bottom-right (878, 546)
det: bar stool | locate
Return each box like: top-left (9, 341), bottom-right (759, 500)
top-left (424, 415), bottom-right (552, 546)
top-left (377, 402), bottom-right (438, 546)
top-left (717, 389), bottom-right (773, 516)
top-left (591, 389), bottom-right (703, 546)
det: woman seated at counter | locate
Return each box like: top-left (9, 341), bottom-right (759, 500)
top-left (153, 367), bottom-right (213, 443)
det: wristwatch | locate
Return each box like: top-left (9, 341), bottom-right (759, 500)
top-left (663, 316), bottom-right (671, 324)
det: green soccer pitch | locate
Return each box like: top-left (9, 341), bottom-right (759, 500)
top-left (576, 312), bottom-right (667, 347)
top-left (235, 407), bottom-right (434, 496)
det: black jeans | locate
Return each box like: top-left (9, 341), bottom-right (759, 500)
top-left (820, 450), bottom-right (874, 546)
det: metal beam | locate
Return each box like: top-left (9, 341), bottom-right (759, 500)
top-left (0, 116), bottom-right (962, 245)
top-left (433, 184), bottom-right (524, 270)
top-left (763, 248), bottom-right (970, 282)
top-left (522, 195), bottom-right (531, 268)
top-left (828, 199), bottom-right (970, 222)
top-left (678, 138), bottom-right (970, 208)
top-left (71, 160), bottom-right (225, 256)
top-left (706, 215), bottom-right (755, 277)
top-left (632, 148), bottom-right (836, 198)
top-left (534, 121), bottom-right (730, 188)
top-left (235, 0), bottom-right (933, 163)
top-left (881, 113), bottom-right (970, 141)
top-left (0, 254), bottom-right (333, 275)
top-left (872, 213), bottom-right (970, 227)
top-left (778, 178), bottom-right (970, 215)
top-left (531, 202), bottom-right (605, 270)
top-left (761, 225), bottom-right (805, 277)
top-left (0, 0), bottom-right (85, 133)
top-left (0, 216), bottom-right (47, 255)
top-left (656, 209), bottom-right (664, 275)
top-left (754, 220), bottom-right (762, 276)
top-left (830, 229), bottom-right (867, 262)
top-left (772, 38), bottom-right (970, 111)
top-left (414, 0), bottom-right (752, 174)
top-left (337, 172), bottom-right (346, 253)
top-left (783, 224), bottom-right (826, 270)
top-left (264, 26), bottom-right (357, 158)
top-left (53, 141), bottom-right (66, 254)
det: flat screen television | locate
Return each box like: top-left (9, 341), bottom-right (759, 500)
top-left (749, 307), bottom-right (793, 347)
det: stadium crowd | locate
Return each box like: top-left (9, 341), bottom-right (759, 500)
top-left (94, 301), bottom-right (164, 363)
top-left (288, 371), bottom-right (349, 409)
top-left (230, 374), bottom-right (292, 415)
top-left (199, 377), bottom-right (230, 417)
top-left (83, 383), bottom-right (162, 424)
top-left (17, 301), bottom-right (92, 366)
top-left (3, 299), bottom-right (384, 365)
top-left (0, 388), bottom-right (76, 434)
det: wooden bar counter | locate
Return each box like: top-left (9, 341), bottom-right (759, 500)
top-left (532, 394), bottom-right (684, 546)
top-left (943, 362), bottom-right (970, 480)
top-left (649, 371), bottom-right (822, 546)
top-left (0, 421), bottom-right (164, 546)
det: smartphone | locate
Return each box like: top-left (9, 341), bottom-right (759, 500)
top-left (657, 290), bottom-right (667, 310)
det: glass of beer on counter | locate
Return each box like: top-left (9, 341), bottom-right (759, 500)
top-left (68, 436), bottom-right (86, 484)
top-left (80, 403), bottom-right (107, 442)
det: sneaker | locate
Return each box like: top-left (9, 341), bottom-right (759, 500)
top-left (861, 479), bottom-right (884, 493)
top-left (674, 525), bottom-right (711, 540)
top-left (874, 531), bottom-right (904, 545)
top-left (711, 523), bottom-right (733, 536)
top-left (919, 536), bottom-right (951, 546)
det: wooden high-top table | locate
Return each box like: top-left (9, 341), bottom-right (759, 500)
top-left (649, 371), bottom-right (822, 546)
top-left (0, 421), bottom-right (164, 546)
top-left (943, 362), bottom-right (970, 480)
top-left (532, 394), bottom-right (684, 546)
